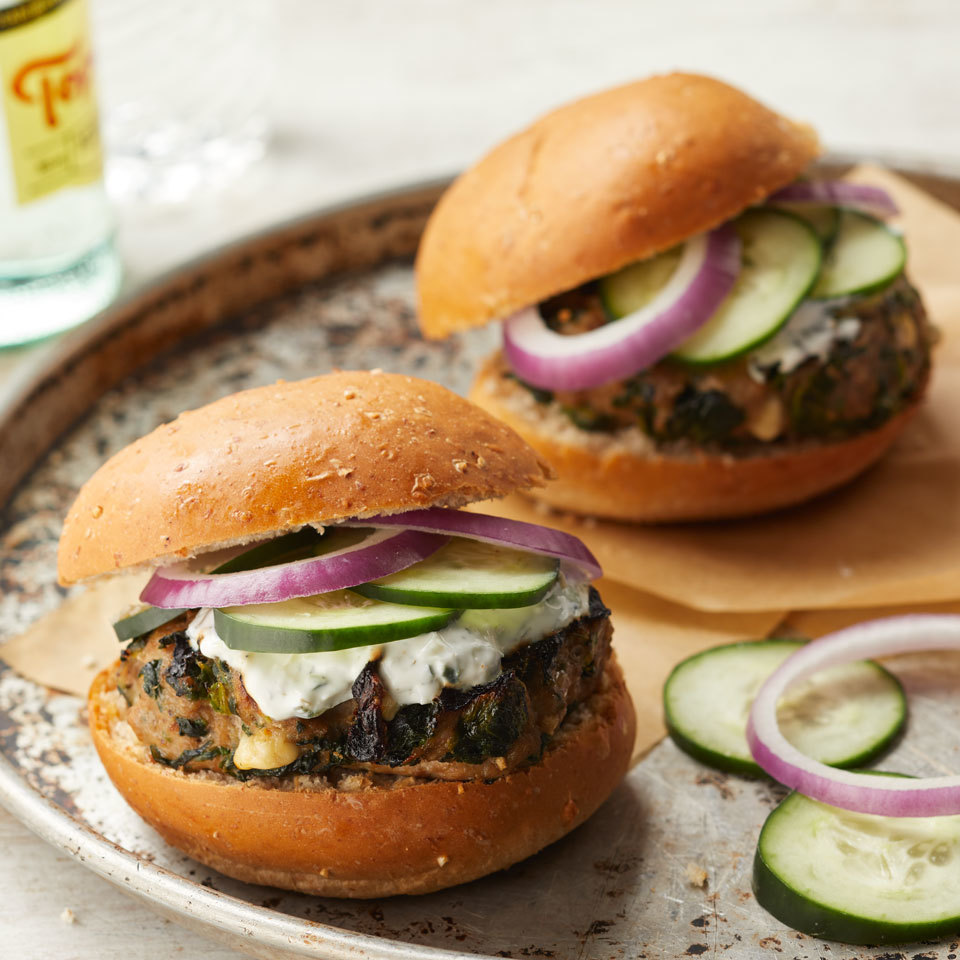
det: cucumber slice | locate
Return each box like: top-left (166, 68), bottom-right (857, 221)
top-left (113, 529), bottom-right (372, 641)
top-left (663, 639), bottom-right (905, 777)
top-left (810, 210), bottom-right (906, 299)
top-left (755, 783), bottom-right (960, 944)
top-left (599, 246), bottom-right (684, 320)
top-left (672, 210), bottom-right (822, 365)
top-left (113, 605), bottom-right (187, 642)
top-left (351, 537), bottom-right (559, 609)
top-left (214, 591), bottom-right (459, 653)
top-left (212, 526), bottom-right (369, 574)
top-left (773, 203), bottom-right (841, 243)
top-left (594, 209), bottom-right (821, 367)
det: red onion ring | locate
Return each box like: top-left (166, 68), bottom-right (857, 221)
top-left (501, 224), bottom-right (741, 390)
top-left (345, 507), bottom-right (602, 582)
top-left (747, 614), bottom-right (960, 817)
top-left (770, 181), bottom-right (899, 218)
top-left (141, 528), bottom-right (447, 609)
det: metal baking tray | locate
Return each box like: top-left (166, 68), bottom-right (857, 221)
top-left (2, 168), bottom-right (959, 960)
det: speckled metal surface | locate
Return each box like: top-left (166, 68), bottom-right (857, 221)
top-left (2, 183), bottom-right (960, 960)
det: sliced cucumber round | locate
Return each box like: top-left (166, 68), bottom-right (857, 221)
top-left (672, 209), bottom-right (822, 365)
top-left (810, 210), bottom-right (906, 299)
top-left (599, 246), bottom-right (684, 321)
top-left (755, 783), bottom-right (960, 944)
top-left (113, 605), bottom-right (187, 642)
top-left (211, 526), bottom-right (369, 574)
top-left (773, 203), bottom-right (841, 244)
top-left (351, 537), bottom-right (559, 609)
top-left (663, 639), bottom-right (905, 777)
top-left (214, 591), bottom-right (459, 654)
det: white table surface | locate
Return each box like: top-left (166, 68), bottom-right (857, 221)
top-left (2, 1), bottom-right (959, 956)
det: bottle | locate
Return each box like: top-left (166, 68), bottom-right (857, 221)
top-left (0, 0), bottom-right (121, 346)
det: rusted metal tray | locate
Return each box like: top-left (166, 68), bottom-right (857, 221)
top-left (2, 169), bottom-right (960, 960)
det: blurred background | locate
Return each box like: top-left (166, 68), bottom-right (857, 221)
top-left (3, 0), bottom-right (958, 350)
top-left (1, 0), bottom-right (958, 954)
top-left (105, 0), bottom-right (960, 281)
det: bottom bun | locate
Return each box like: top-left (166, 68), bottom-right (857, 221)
top-left (469, 354), bottom-right (923, 522)
top-left (89, 655), bottom-right (636, 898)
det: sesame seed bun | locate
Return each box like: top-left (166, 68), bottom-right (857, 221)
top-left (88, 654), bottom-right (636, 897)
top-left (416, 73), bottom-right (819, 338)
top-left (58, 371), bottom-right (552, 584)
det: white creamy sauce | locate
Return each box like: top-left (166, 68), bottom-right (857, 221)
top-left (186, 581), bottom-right (591, 721)
top-left (748, 300), bottom-right (861, 382)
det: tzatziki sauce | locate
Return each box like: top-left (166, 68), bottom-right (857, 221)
top-left (748, 300), bottom-right (861, 381)
top-left (186, 580), bottom-right (591, 721)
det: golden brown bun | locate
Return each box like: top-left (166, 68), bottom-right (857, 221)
top-left (416, 73), bottom-right (819, 338)
top-left (470, 354), bottom-right (923, 522)
top-left (58, 371), bottom-right (552, 584)
top-left (88, 656), bottom-right (636, 898)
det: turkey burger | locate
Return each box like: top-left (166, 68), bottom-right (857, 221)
top-left (415, 74), bottom-right (934, 521)
top-left (60, 371), bottom-right (635, 897)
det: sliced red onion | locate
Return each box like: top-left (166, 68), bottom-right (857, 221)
top-left (770, 181), bottom-right (900, 218)
top-left (346, 507), bottom-right (602, 582)
top-left (141, 528), bottom-right (447, 609)
top-left (502, 225), bottom-right (741, 390)
top-left (747, 614), bottom-right (960, 817)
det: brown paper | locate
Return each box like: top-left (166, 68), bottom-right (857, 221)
top-left (485, 167), bottom-right (960, 612)
top-left (782, 599), bottom-right (960, 639)
top-left (0, 574), bottom-right (146, 697)
top-left (596, 579), bottom-right (783, 760)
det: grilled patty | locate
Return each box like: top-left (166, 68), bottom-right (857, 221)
top-left (112, 589), bottom-right (612, 782)
top-left (511, 276), bottom-right (932, 450)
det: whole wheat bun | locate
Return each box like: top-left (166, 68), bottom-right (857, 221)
top-left (416, 73), bottom-right (819, 338)
top-left (470, 354), bottom-right (924, 522)
top-left (88, 655), bottom-right (636, 897)
top-left (58, 371), bottom-right (552, 584)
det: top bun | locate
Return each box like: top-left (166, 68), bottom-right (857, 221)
top-left (416, 73), bottom-right (820, 338)
top-left (58, 371), bottom-right (552, 584)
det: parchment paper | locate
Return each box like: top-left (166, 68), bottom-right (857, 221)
top-left (782, 599), bottom-right (960, 638)
top-left (487, 167), bottom-right (960, 612)
top-left (0, 573), bottom-right (148, 697)
top-left (594, 579), bottom-right (783, 759)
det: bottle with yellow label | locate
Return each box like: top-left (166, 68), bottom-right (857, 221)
top-left (0, 0), bottom-right (121, 346)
